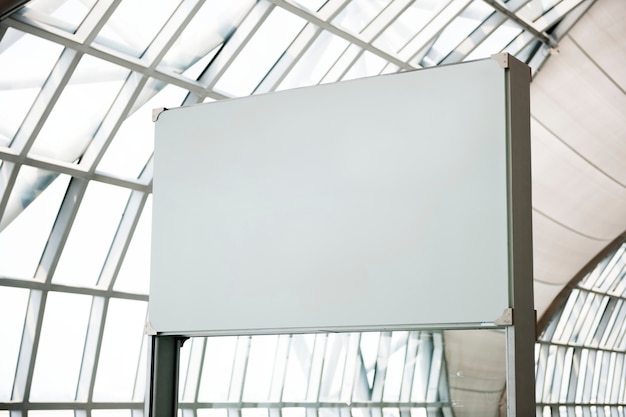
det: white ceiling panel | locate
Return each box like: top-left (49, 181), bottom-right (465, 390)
top-left (531, 35), bottom-right (626, 186)
top-left (530, 116), bottom-right (626, 239)
top-left (568, 0), bottom-right (626, 91)
top-left (532, 209), bottom-right (609, 285)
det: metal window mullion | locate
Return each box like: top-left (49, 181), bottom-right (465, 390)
top-left (0, 150), bottom-right (151, 192)
top-left (34, 176), bottom-right (89, 282)
top-left (531, 0), bottom-right (586, 33)
top-left (199, 1), bottom-right (275, 90)
top-left (370, 331), bottom-right (391, 402)
top-left (339, 333), bottom-right (360, 403)
top-left (95, 189), bottom-right (148, 290)
top-left (581, 295), bottom-right (609, 347)
top-left (397, 0), bottom-right (472, 64)
top-left (306, 334), bottom-right (328, 403)
top-left (11, 289), bottom-right (45, 403)
top-left (0, 162), bottom-right (18, 228)
top-left (269, 335), bottom-right (291, 402)
top-left (426, 332), bottom-right (442, 403)
top-left (78, 71), bottom-right (148, 169)
top-left (602, 300), bottom-right (626, 350)
top-left (596, 298), bottom-right (619, 348)
top-left (550, 346), bottom-right (567, 403)
top-left (75, 0), bottom-right (122, 44)
top-left (142, 0), bottom-right (205, 68)
top-left (350, 334), bottom-right (371, 402)
top-left (131, 325), bottom-right (148, 403)
top-left (581, 349), bottom-right (596, 403)
top-left (5, 17), bottom-right (227, 101)
top-left (75, 296), bottom-right (108, 402)
top-left (440, 10), bottom-right (508, 64)
top-left (502, 29), bottom-right (536, 57)
top-left (315, 0), bottom-right (350, 21)
top-left (180, 337), bottom-right (206, 404)
top-left (566, 347), bottom-right (580, 404)
top-left (270, 0), bottom-right (412, 70)
top-left (318, 334), bottom-right (347, 401)
top-left (253, 23), bottom-right (323, 94)
top-left (358, 0), bottom-right (415, 43)
top-left (229, 336), bottom-right (252, 403)
top-left (399, 331), bottom-right (419, 403)
top-left (610, 353), bottom-right (624, 403)
top-left (558, 347), bottom-right (574, 403)
top-left (535, 343), bottom-right (549, 402)
top-left (0, 277), bottom-right (148, 302)
top-left (320, 43), bottom-right (363, 84)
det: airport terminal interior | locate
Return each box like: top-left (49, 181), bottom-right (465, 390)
top-left (0, 0), bottom-right (625, 416)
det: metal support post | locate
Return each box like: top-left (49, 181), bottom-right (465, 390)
top-left (502, 53), bottom-right (536, 416)
top-left (146, 335), bottom-right (187, 417)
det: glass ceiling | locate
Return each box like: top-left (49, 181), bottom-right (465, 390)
top-left (0, 0), bottom-right (613, 416)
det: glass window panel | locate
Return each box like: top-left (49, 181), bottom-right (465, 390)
top-left (18, 0), bottom-right (96, 33)
top-left (332, 0), bottom-right (392, 35)
top-left (159, 0), bottom-right (256, 74)
top-left (93, 0), bottom-right (181, 57)
top-left (29, 54), bottom-right (129, 163)
top-left (421, 0), bottom-right (493, 66)
top-left (93, 298), bottom-right (147, 401)
top-left (278, 30), bottom-right (350, 91)
top-left (53, 181), bottom-right (131, 287)
top-left (465, 20), bottom-right (524, 61)
top-left (242, 335), bottom-right (279, 401)
top-left (0, 29), bottom-right (63, 146)
top-left (282, 334), bottom-right (316, 401)
top-left (97, 81), bottom-right (187, 179)
top-left (516, 0), bottom-right (560, 23)
top-left (319, 334), bottom-right (351, 402)
top-left (214, 7), bottom-right (308, 97)
top-left (290, 0), bottom-right (329, 14)
top-left (30, 291), bottom-right (92, 401)
top-left (410, 332), bottom-right (434, 402)
top-left (198, 336), bottom-right (239, 402)
top-left (382, 331), bottom-right (408, 402)
top-left (359, 331), bottom-right (380, 391)
top-left (0, 171), bottom-right (70, 279)
top-left (342, 50), bottom-right (388, 81)
top-left (113, 196), bottom-right (151, 294)
top-left (0, 286), bottom-right (29, 401)
top-left (373, 0), bottom-right (452, 55)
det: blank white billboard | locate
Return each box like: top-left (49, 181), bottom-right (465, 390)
top-left (150, 57), bottom-right (514, 336)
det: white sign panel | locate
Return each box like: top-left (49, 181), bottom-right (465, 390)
top-left (150, 58), bottom-right (511, 335)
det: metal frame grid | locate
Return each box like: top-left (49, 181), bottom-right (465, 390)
top-left (536, 241), bottom-right (626, 417)
top-left (0, 0), bottom-right (599, 415)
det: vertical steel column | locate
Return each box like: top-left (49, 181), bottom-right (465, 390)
top-left (500, 53), bottom-right (536, 416)
top-left (146, 335), bottom-right (187, 417)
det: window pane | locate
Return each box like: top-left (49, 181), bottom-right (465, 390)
top-left (214, 7), bottom-right (307, 97)
top-left (93, 298), bottom-right (147, 401)
top-left (18, 0), bottom-right (96, 33)
top-left (97, 82), bottom-right (187, 179)
top-left (114, 196), bottom-right (152, 294)
top-left (29, 54), bottom-right (128, 163)
top-left (30, 291), bottom-right (92, 401)
top-left (53, 181), bottom-right (131, 287)
top-left (93, 0), bottom-right (181, 57)
top-left (0, 286), bottom-right (29, 401)
top-left (0, 171), bottom-right (70, 279)
top-left (0, 29), bottom-right (63, 146)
